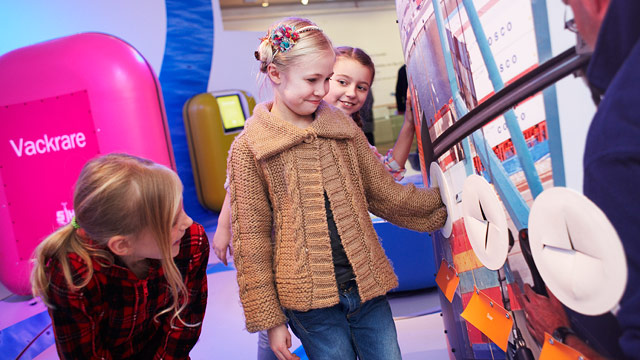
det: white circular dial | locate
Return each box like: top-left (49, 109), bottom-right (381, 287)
top-left (429, 162), bottom-right (454, 238)
top-left (461, 174), bottom-right (509, 270)
top-left (529, 187), bottom-right (627, 315)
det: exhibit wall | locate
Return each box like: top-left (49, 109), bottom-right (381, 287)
top-left (396, 0), bottom-right (627, 358)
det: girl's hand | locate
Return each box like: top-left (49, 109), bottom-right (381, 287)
top-left (212, 227), bottom-right (232, 266)
top-left (268, 324), bottom-right (299, 360)
top-left (404, 88), bottom-right (415, 129)
top-left (212, 194), bottom-right (233, 266)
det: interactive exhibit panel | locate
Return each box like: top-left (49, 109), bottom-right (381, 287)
top-left (0, 33), bottom-right (174, 295)
top-left (396, 0), bottom-right (628, 358)
top-left (183, 90), bottom-right (255, 212)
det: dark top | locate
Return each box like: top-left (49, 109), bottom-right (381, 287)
top-left (359, 91), bottom-right (375, 135)
top-left (584, 1), bottom-right (640, 357)
top-left (395, 64), bottom-right (408, 113)
top-left (325, 192), bottom-right (355, 284)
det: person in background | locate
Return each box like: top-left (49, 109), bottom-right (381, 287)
top-left (522, 0), bottom-right (640, 358)
top-left (325, 46), bottom-right (417, 181)
top-left (395, 64), bottom-right (408, 114)
top-left (31, 153), bottom-right (209, 360)
top-left (227, 17), bottom-right (447, 360)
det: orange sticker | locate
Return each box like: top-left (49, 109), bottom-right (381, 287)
top-left (435, 259), bottom-right (459, 302)
top-left (460, 287), bottom-right (513, 352)
top-left (539, 332), bottom-right (588, 360)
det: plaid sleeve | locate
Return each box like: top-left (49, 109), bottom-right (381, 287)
top-left (153, 223), bottom-right (210, 360)
top-left (369, 145), bottom-right (406, 181)
top-left (48, 260), bottom-right (112, 360)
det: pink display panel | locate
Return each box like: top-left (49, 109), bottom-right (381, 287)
top-left (0, 33), bottom-right (175, 295)
top-left (1, 91), bottom-right (99, 260)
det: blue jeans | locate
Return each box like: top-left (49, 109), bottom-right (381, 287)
top-left (285, 280), bottom-right (402, 360)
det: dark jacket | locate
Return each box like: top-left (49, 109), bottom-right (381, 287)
top-left (395, 64), bottom-right (408, 113)
top-left (584, 1), bottom-right (640, 357)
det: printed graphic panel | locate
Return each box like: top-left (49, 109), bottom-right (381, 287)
top-left (396, 0), bottom-right (627, 358)
top-left (0, 91), bottom-right (99, 260)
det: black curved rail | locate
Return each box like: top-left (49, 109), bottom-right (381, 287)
top-left (430, 46), bottom-right (590, 160)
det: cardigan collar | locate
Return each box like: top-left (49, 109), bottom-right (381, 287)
top-left (244, 101), bottom-right (358, 160)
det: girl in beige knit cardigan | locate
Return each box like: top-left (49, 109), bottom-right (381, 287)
top-left (226, 17), bottom-right (448, 360)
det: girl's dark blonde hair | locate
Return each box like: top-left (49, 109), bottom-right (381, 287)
top-left (256, 17), bottom-right (334, 77)
top-left (335, 46), bottom-right (375, 128)
top-left (31, 153), bottom-right (192, 326)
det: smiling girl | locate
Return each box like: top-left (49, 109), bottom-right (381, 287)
top-left (226, 17), bottom-right (447, 360)
top-left (325, 46), bottom-right (417, 182)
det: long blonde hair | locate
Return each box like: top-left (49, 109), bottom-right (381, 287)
top-left (31, 153), bottom-right (191, 325)
top-left (255, 17), bottom-right (334, 85)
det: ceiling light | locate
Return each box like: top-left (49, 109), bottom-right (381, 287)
top-left (301, 0), bottom-right (309, 5)
top-left (261, 1), bottom-right (269, 6)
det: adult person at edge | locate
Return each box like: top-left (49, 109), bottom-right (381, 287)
top-left (520, 1), bottom-right (640, 358)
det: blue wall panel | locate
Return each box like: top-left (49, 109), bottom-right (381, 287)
top-left (160, 0), bottom-right (217, 228)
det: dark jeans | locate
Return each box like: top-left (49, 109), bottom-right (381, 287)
top-left (286, 280), bottom-right (402, 360)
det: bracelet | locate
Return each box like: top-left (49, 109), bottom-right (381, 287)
top-left (552, 326), bottom-right (576, 344)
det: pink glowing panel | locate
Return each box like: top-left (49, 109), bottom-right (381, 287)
top-left (0, 33), bottom-right (175, 295)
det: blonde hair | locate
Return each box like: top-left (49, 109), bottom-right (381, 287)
top-left (255, 17), bottom-right (334, 83)
top-left (31, 153), bottom-right (192, 326)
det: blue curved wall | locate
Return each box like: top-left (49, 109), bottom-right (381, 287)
top-left (160, 0), bottom-right (217, 227)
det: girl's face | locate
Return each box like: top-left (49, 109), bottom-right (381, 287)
top-left (169, 206), bottom-right (193, 256)
top-left (325, 57), bottom-right (373, 115)
top-left (274, 49), bottom-right (335, 117)
top-left (131, 205), bottom-right (193, 260)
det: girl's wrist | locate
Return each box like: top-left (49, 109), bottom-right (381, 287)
top-left (404, 115), bottom-right (415, 128)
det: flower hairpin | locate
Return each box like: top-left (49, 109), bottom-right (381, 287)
top-left (260, 24), bottom-right (321, 57)
top-left (267, 24), bottom-right (300, 54)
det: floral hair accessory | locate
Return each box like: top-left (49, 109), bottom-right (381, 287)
top-left (262, 24), bottom-right (322, 56)
top-left (269, 24), bottom-right (300, 54)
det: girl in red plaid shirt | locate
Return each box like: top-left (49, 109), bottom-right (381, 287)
top-left (31, 153), bottom-right (209, 360)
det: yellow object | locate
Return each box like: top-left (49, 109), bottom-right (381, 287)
top-left (452, 249), bottom-right (484, 273)
top-left (460, 286), bottom-right (514, 352)
top-left (183, 90), bottom-right (255, 211)
top-left (539, 332), bottom-right (588, 359)
top-left (435, 259), bottom-right (459, 302)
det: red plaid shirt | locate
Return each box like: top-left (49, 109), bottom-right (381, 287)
top-left (46, 223), bottom-right (209, 360)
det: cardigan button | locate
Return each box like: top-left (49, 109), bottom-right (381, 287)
top-left (303, 129), bottom-right (317, 143)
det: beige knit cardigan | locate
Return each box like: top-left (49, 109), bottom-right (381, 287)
top-left (227, 101), bottom-right (447, 332)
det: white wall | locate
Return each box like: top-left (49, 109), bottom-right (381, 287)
top-left (208, 0), bottom-right (267, 101)
top-left (0, 1), bottom-right (167, 75)
top-left (221, 1), bottom-right (405, 107)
